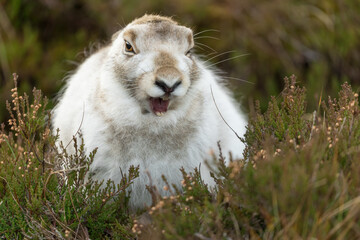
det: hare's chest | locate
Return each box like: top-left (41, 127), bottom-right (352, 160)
top-left (119, 126), bottom-right (195, 160)
top-left (93, 121), bottom-right (203, 164)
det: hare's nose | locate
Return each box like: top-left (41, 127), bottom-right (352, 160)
top-left (155, 66), bottom-right (183, 92)
top-left (155, 80), bottom-right (181, 94)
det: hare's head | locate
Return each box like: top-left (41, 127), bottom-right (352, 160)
top-left (109, 14), bottom-right (199, 116)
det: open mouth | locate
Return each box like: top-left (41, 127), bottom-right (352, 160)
top-left (149, 96), bottom-right (170, 116)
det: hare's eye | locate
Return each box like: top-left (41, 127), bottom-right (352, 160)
top-left (186, 48), bottom-right (193, 57)
top-left (124, 41), bottom-right (135, 53)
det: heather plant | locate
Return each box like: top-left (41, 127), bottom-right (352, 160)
top-left (2, 73), bottom-right (360, 239)
top-left (136, 75), bottom-right (360, 239)
top-left (0, 74), bottom-right (139, 239)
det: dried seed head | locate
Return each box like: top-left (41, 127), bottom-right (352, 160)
top-left (181, 179), bottom-right (186, 186)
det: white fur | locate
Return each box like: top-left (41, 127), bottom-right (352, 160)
top-left (52, 15), bottom-right (247, 209)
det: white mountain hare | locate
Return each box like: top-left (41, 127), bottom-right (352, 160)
top-left (52, 14), bottom-right (247, 209)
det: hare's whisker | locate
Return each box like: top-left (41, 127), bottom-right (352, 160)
top-left (193, 29), bottom-right (219, 37)
top-left (195, 42), bottom-right (217, 53)
top-left (204, 51), bottom-right (237, 63)
top-left (194, 36), bottom-right (220, 40)
top-left (207, 54), bottom-right (250, 67)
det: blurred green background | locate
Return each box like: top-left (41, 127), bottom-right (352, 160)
top-left (0, 0), bottom-right (360, 123)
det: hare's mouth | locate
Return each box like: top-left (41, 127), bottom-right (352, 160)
top-left (149, 97), bottom-right (170, 116)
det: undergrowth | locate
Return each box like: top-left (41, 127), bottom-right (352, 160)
top-left (0, 74), bottom-right (139, 239)
top-left (1, 74), bottom-right (360, 239)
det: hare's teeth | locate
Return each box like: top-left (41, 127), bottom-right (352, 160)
top-left (162, 95), bottom-right (169, 101)
top-left (155, 111), bottom-right (163, 116)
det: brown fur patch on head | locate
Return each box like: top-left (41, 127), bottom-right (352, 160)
top-left (155, 51), bottom-right (177, 67)
top-left (123, 29), bottom-right (137, 43)
top-left (156, 66), bottom-right (182, 82)
top-left (131, 14), bottom-right (178, 26)
top-left (187, 33), bottom-right (194, 48)
top-left (122, 29), bottom-right (138, 52)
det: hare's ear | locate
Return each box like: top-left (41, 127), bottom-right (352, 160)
top-left (183, 27), bottom-right (194, 48)
top-left (111, 30), bottom-right (121, 42)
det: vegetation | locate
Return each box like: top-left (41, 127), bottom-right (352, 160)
top-left (0, 74), bottom-right (138, 239)
top-left (1, 73), bottom-right (360, 239)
